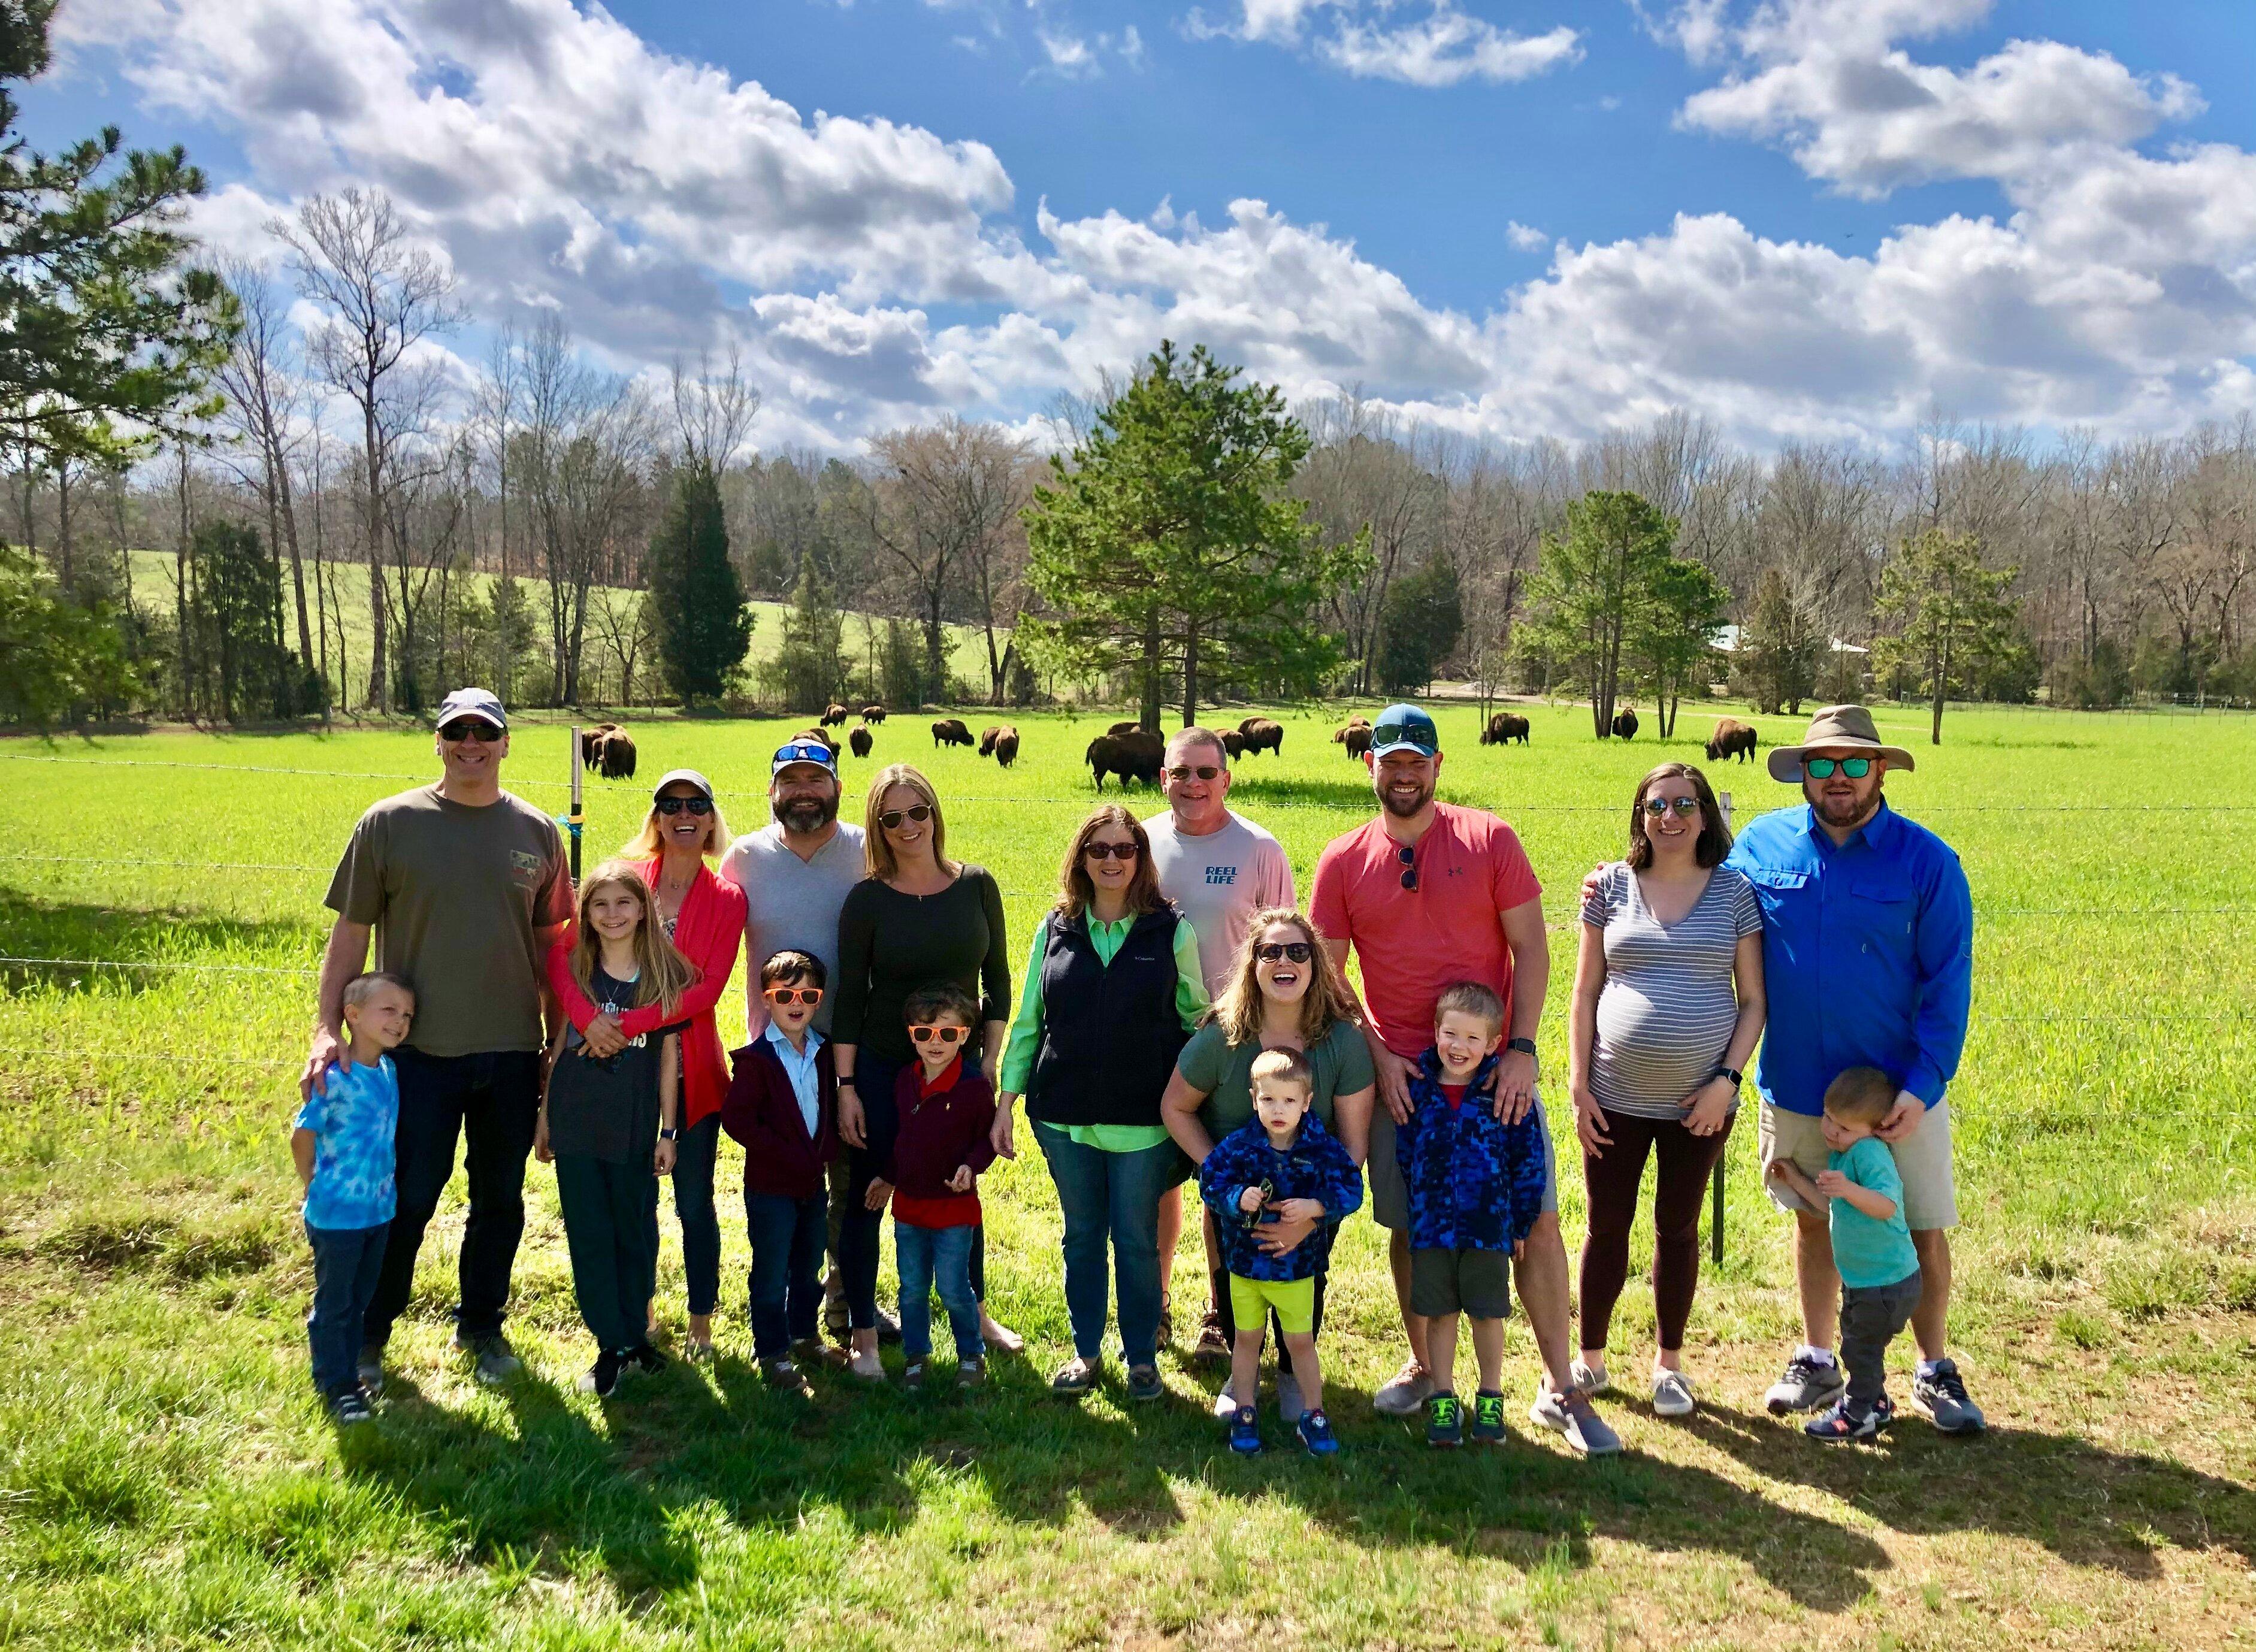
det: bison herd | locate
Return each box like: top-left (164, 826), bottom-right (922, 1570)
top-left (577, 723), bottom-right (637, 779)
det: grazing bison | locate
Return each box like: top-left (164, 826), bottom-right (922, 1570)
top-left (1341, 724), bottom-right (1373, 760)
top-left (1087, 728), bottom-right (1164, 791)
top-left (821, 703), bottom-right (849, 728)
top-left (597, 728), bottom-right (637, 780)
top-left (1107, 719), bottom-right (1142, 736)
top-left (848, 725), bottom-right (873, 759)
top-left (1237, 717), bottom-right (1284, 757)
top-left (1706, 718), bottom-right (1758, 763)
top-left (1330, 715), bottom-right (1371, 743)
top-left (932, 718), bottom-right (975, 749)
top-left (1221, 730), bottom-right (1247, 759)
top-left (992, 726), bottom-right (1020, 768)
top-left (860, 704), bottom-right (887, 723)
top-left (577, 722), bottom-right (619, 770)
top-left (1480, 712), bottom-right (1531, 746)
top-left (794, 727), bottom-right (840, 756)
top-left (978, 725), bottom-right (1002, 757)
top-left (1611, 708), bottom-right (1640, 740)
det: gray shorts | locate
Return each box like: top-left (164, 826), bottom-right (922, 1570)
top-left (1368, 1091), bottom-right (1559, 1232)
top-left (1410, 1246), bottom-right (1514, 1319)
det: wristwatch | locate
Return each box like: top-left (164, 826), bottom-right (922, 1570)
top-left (1505, 1036), bottom-right (1538, 1061)
top-left (1714, 1066), bottom-right (1743, 1089)
top-left (837, 1077), bottom-right (856, 1090)
top-left (659, 1127), bottom-right (681, 1142)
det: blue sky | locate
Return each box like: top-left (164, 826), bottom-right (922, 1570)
top-left (28, 0), bottom-right (2256, 452)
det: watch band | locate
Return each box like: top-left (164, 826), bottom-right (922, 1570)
top-left (1505, 1036), bottom-right (1538, 1058)
top-left (1715, 1065), bottom-right (1743, 1088)
top-left (659, 1127), bottom-right (681, 1141)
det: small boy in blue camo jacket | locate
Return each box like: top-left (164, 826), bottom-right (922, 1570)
top-left (1199, 1046), bottom-right (1362, 1456)
top-left (1396, 981), bottom-right (1548, 1447)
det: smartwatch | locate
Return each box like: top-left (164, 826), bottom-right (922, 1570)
top-left (1714, 1066), bottom-right (1743, 1089)
top-left (659, 1127), bottom-right (681, 1142)
top-left (1505, 1036), bottom-right (1538, 1060)
top-left (837, 1077), bottom-right (857, 1090)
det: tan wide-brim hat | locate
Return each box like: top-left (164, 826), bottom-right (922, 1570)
top-left (1767, 704), bottom-right (1916, 782)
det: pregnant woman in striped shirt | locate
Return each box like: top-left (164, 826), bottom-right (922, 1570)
top-left (1567, 763), bottom-right (1767, 1418)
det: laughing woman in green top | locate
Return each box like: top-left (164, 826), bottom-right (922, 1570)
top-left (994, 803), bottom-right (1207, 1399)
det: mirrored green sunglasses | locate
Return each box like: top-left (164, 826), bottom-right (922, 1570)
top-left (1804, 757), bottom-right (1872, 779)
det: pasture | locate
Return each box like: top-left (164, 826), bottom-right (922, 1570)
top-left (1, 700), bottom-right (2251, 1649)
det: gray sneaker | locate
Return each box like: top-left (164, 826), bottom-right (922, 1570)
top-left (1910, 1358), bottom-right (1986, 1434)
top-left (1530, 1388), bottom-right (1622, 1456)
top-left (1276, 1370), bottom-right (1306, 1425)
top-left (355, 1344), bottom-right (385, 1397)
top-left (1764, 1351), bottom-right (1846, 1416)
top-left (453, 1331), bottom-right (522, 1385)
top-left (1373, 1358), bottom-right (1434, 1417)
top-left (1212, 1379), bottom-right (1245, 1420)
top-left (1650, 1369), bottom-right (1698, 1418)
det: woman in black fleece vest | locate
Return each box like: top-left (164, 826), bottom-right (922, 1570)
top-left (994, 804), bottom-right (1208, 1400)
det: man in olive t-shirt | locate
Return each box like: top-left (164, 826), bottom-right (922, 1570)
top-left (303, 689), bottom-right (572, 1387)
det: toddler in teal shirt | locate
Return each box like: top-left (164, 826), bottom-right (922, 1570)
top-left (1767, 1067), bottom-right (1921, 1442)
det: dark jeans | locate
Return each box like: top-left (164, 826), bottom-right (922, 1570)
top-left (1579, 1105), bottom-right (1736, 1353)
top-left (1213, 1261), bottom-right (1326, 1379)
top-left (897, 1220), bottom-right (982, 1361)
top-left (644, 1111), bottom-right (721, 1317)
top-left (1840, 1269), bottom-right (1922, 1410)
top-left (555, 1154), bottom-right (660, 1353)
top-left (365, 1046), bottom-right (541, 1348)
top-left (837, 1051), bottom-right (985, 1330)
top-left (1036, 1124), bottom-right (1172, 1367)
top-left (306, 1220), bottom-right (389, 1397)
top-left (745, 1190), bottom-right (827, 1361)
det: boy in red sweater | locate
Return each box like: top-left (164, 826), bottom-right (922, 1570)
top-left (867, 983), bottom-right (996, 1387)
top-left (719, 949), bottom-right (839, 1391)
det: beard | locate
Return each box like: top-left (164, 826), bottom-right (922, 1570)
top-left (775, 792), bottom-right (838, 834)
top-left (1380, 777), bottom-right (1434, 819)
top-left (1810, 786), bottom-right (1878, 829)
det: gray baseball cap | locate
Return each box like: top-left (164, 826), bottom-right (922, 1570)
top-left (651, 768), bottom-right (714, 801)
top-left (435, 688), bottom-right (506, 730)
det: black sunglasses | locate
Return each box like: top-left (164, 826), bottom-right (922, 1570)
top-left (877, 804), bottom-right (933, 829)
top-left (437, 721), bottom-right (497, 743)
top-left (1255, 942), bottom-right (1313, 963)
top-left (1084, 840), bottom-right (1139, 861)
top-left (655, 795), bottom-right (713, 816)
top-left (1642, 796), bottom-right (1701, 818)
top-left (1166, 764), bottom-right (1221, 782)
top-left (1397, 843), bottom-right (1417, 891)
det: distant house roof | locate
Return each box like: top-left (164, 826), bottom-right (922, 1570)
top-left (1712, 624), bottom-right (1867, 655)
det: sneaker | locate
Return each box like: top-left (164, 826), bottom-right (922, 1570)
top-left (1531, 1388), bottom-right (1623, 1456)
top-left (1374, 1357), bottom-right (1435, 1417)
top-left (1212, 1379), bottom-right (1245, 1420)
top-left (874, 1305), bottom-right (902, 1345)
top-left (331, 1388), bottom-right (373, 1426)
top-left (1425, 1391), bottom-right (1463, 1448)
top-left (1910, 1358), bottom-right (1987, 1435)
top-left (1126, 1363), bottom-right (1165, 1403)
top-left (1470, 1390), bottom-right (1507, 1445)
top-left (1297, 1407), bottom-right (1341, 1456)
top-left (1764, 1350), bottom-right (1846, 1416)
top-left (578, 1350), bottom-right (622, 1399)
top-left (1050, 1357), bottom-right (1099, 1395)
top-left (1651, 1369), bottom-right (1697, 1418)
top-left (958, 1356), bottom-right (987, 1389)
top-left (1804, 1396), bottom-right (1880, 1442)
top-left (623, 1342), bottom-right (667, 1378)
top-left (901, 1360), bottom-right (927, 1390)
top-left (454, 1331), bottom-right (522, 1385)
top-left (355, 1344), bottom-right (385, 1397)
top-left (761, 1358), bottom-right (811, 1396)
top-left (1569, 1358), bottom-right (1611, 1396)
top-left (792, 1336), bottom-right (848, 1370)
top-left (1190, 1311), bottom-right (1232, 1369)
top-left (1275, 1370), bottom-right (1306, 1425)
top-left (1229, 1404), bottom-right (1263, 1455)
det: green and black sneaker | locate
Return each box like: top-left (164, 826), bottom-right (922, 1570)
top-left (1425, 1390), bottom-right (1464, 1448)
top-left (1471, 1388), bottom-right (1508, 1445)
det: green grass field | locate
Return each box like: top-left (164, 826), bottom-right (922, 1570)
top-left (2, 700), bottom-right (2252, 1648)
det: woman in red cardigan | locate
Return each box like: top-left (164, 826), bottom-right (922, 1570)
top-left (549, 768), bottom-right (748, 1360)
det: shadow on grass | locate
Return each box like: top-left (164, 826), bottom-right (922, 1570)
top-left (0, 886), bottom-right (316, 991)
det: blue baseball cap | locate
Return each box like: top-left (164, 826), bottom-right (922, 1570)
top-left (1370, 703), bottom-right (1439, 759)
top-left (771, 738), bottom-right (837, 776)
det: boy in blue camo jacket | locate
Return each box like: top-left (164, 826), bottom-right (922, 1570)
top-left (1397, 981), bottom-right (1549, 1447)
top-left (1199, 1046), bottom-right (1362, 1457)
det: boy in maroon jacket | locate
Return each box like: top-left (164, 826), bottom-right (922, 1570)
top-left (866, 982), bottom-right (996, 1387)
top-left (719, 949), bottom-right (839, 1390)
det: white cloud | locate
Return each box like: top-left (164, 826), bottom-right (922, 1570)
top-left (1187, 1), bottom-right (1580, 87)
top-left (1505, 219), bottom-right (1549, 251)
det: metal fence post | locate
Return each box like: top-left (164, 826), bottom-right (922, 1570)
top-left (1712, 788), bottom-right (1731, 1265)
top-left (567, 726), bottom-right (583, 883)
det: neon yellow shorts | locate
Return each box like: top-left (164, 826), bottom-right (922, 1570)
top-left (1228, 1273), bottom-right (1317, 1336)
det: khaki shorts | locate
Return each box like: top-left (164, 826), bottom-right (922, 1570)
top-left (1758, 1097), bottom-right (1958, 1231)
top-left (1368, 1092), bottom-right (1559, 1232)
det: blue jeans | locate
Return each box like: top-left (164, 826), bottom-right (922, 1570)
top-left (896, 1220), bottom-right (982, 1361)
top-left (839, 1051), bottom-right (987, 1329)
top-left (1036, 1125), bottom-right (1173, 1367)
top-left (745, 1190), bottom-right (827, 1361)
top-left (645, 1111), bottom-right (721, 1317)
top-left (306, 1220), bottom-right (389, 1398)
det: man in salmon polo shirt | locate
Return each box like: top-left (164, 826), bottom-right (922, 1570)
top-left (1311, 704), bottom-right (1619, 1455)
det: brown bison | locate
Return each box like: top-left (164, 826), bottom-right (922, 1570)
top-left (1706, 718), bottom-right (1758, 763)
top-left (932, 718), bottom-right (975, 749)
top-left (1221, 730), bottom-right (1247, 759)
top-left (1480, 712), bottom-right (1531, 746)
top-left (860, 704), bottom-right (887, 723)
top-left (1237, 717), bottom-right (1284, 757)
top-left (1107, 719), bottom-right (1142, 736)
top-left (1330, 715), bottom-right (1371, 743)
top-left (821, 703), bottom-right (849, 728)
top-left (848, 725), bottom-right (873, 759)
top-left (596, 728), bottom-right (637, 780)
top-left (577, 722), bottom-right (619, 770)
top-left (978, 725), bottom-right (1002, 757)
top-left (1611, 707), bottom-right (1640, 740)
top-left (794, 726), bottom-right (840, 756)
top-left (1087, 728), bottom-right (1163, 791)
top-left (992, 727), bottom-right (1020, 768)
top-left (1341, 723), bottom-right (1373, 760)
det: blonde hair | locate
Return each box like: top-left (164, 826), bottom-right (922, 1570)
top-left (1435, 980), bottom-right (1505, 1035)
top-left (566, 859), bottom-right (700, 1015)
top-left (1208, 907), bottom-right (1357, 1048)
top-left (862, 764), bottom-right (953, 881)
top-left (622, 785), bottom-right (731, 860)
top-left (1250, 1046), bottom-right (1313, 1094)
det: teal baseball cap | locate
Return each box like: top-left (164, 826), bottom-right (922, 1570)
top-left (1370, 703), bottom-right (1439, 759)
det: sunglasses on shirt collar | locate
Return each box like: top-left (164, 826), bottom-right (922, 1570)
top-left (1396, 842), bottom-right (1417, 891)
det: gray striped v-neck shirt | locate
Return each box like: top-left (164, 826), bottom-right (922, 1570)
top-left (1581, 863), bottom-right (1762, 1120)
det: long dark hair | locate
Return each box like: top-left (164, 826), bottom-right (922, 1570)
top-left (1053, 804), bottom-right (1163, 922)
top-left (1626, 762), bottom-right (1732, 870)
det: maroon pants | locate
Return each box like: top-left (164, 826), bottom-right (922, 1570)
top-left (1578, 1105), bottom-right (1735, 1354)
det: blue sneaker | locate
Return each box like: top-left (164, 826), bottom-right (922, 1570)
top-left (1229, 1404), bottom-right (1263, 1455)
top-left (1296, 1407), bottom-right (1340, 1456)
top-left (1426, 1391), bottom-right (1463, 1448)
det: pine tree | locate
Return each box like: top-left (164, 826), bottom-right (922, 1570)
top-left (1735, 567), bottom-right (1822, 717)
top-left (646, 459), bottom-right (752, 706)
top-left (1519, 490), bottom-right (1676, 737)
top-left (1636, 556), bottom-right (1731, 736)
top-left (1871, 528), bottom-right (2021, 745)
top-left (1377, 556), bottom-right (1462, 694)
top-left (772, 552), bottom-right (843, 713)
